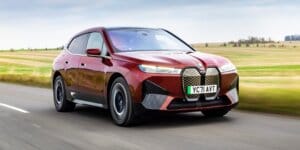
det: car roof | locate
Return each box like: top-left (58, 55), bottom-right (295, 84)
top-left (104, 27), bottom-right (161, 30)
top-left (76, 26), bottom-right (161, 35)
top-left (73, 27), bottom-right (104, 37)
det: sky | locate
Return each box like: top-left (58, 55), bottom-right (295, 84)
top-left (0, 0), bottom-right (300, 49)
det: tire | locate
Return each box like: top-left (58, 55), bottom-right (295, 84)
top-left (109, 77), bottom-right (137, 126)
top-left (53, 76), bottom-right (76, 112)
top-left (202, 108), bottom-right (230, 117)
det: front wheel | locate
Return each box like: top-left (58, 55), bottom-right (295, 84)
top-left (109, 77), bottom-right (137, 126)
top-left (53, 76), bottom-right (76, 112)
top-left (201, 108), bottom-right (230, 117)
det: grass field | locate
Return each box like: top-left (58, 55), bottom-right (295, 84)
top-left (193, 42), bottom-right (300, 116)
top-left (0, 50), bottom-right (57, 87)
top-left (0, 43), bottom-right (300, 116)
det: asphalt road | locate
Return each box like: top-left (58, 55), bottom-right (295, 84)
top-left (0, 82), bottom-right (299, 150)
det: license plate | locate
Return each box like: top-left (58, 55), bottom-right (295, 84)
top-left (187, 85), bottom-right (217, 95)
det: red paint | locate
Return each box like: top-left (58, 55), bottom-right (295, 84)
top-left (160, 96), bottom-right (174, 110)
top-left (52, 27), bottom-right (239, 111)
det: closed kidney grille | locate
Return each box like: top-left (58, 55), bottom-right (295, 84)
top-left (204, 68), bottom-right (220, 100)
top-left (182, 68), bottom-right (202, 101)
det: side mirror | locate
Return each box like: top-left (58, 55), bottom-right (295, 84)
top-left (86, 48), bottom-right (101, 56)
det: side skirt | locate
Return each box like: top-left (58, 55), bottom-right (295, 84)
top-left (73, 99), bottom-right (105, 108)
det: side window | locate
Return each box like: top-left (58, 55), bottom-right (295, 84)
top-left (68, 34), bottom-right (89, 54)
top-left (87, 32), bottom-right (108, 56)
top-left (101, 43), bottom-right (108, 56)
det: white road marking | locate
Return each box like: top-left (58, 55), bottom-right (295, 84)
top-left (0, 103), bottom-right (29, 113)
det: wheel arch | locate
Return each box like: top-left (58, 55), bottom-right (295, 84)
top-left (52, 71), bottom-right (62, 86)
top-left (106, 73), bottom-right (125, 103)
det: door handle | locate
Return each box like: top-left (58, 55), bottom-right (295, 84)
top-left (81, 63), bottom-right (85, 67)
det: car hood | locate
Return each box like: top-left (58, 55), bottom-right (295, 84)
top-left (113, 51), bottom-right (230, 68)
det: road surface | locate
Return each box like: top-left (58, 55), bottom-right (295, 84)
top-left (0, 82), bottom-right (299, 150)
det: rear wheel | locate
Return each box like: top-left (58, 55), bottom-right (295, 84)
top-left (109, 77), bottom-right (137, 126)
top-left (53, 76), bottom-right (75, 112)
top-left (202, 108), bottom-right (230, 117)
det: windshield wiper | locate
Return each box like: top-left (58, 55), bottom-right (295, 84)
top-left (186, 51), bottom-right (194, 54)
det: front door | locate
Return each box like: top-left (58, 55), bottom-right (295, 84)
top-left (64, 33), bottom-right (90, 99)
top-left (77, 32), bottom-right (109, 105)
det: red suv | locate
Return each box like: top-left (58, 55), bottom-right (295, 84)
top-left (52, 27), bottom-right (239, 126)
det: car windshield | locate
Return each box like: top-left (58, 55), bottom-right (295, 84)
top-left (106, 28), bottom-right (193, 52)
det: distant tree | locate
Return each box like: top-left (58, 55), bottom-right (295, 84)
top-left (205, 43), bottom-right (208, 47)
top-left (229, 41), bottom-right (233, 44)
top-left (230, 36), bottom-right (274, 47)
top-left (285, 35), bottom-right (300, 41)
top-left (237, 41), bottom-right (241, 47)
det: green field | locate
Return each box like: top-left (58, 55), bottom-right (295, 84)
top-left (0, 50), bottom-right (58, 87)
top-left (193, 42), bottom-right (300, 116)
top-left (0, 44), bottom-right (300, 116)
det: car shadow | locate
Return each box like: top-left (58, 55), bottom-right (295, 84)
top-left (137, 112), bottom-right (235, 129)
top-left (73, 105), bottom-right (112, 122)
top-left (70, 105), bottom-right (236, 129)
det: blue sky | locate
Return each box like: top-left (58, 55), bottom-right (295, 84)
top-left (0, 0), bottom-right (300, 49)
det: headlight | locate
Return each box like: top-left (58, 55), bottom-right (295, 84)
top-left (219, 63), bottom-right (237, 73)
top-left (138, 64), bottom-right (181, 74)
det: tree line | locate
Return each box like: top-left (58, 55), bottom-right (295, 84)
top-left (285, 35), bottom-right (300, 41)
top-left (205, 36), bottom-right (275, 47)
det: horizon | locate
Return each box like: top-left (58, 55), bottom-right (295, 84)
top-left (2, 36), bottom-right (300, 50)
top-left (1, 0), bottom-right (300, 49)
top-left (3, 40), bottom-right (300, 51)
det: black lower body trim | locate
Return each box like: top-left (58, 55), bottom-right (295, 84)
top-left (142, 94), bottom-right (167, 110)
top-left (167, 96), bottom-right (230, 110)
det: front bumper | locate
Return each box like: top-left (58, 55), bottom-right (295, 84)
top-left (141, 71), bottom-right (239, 111)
